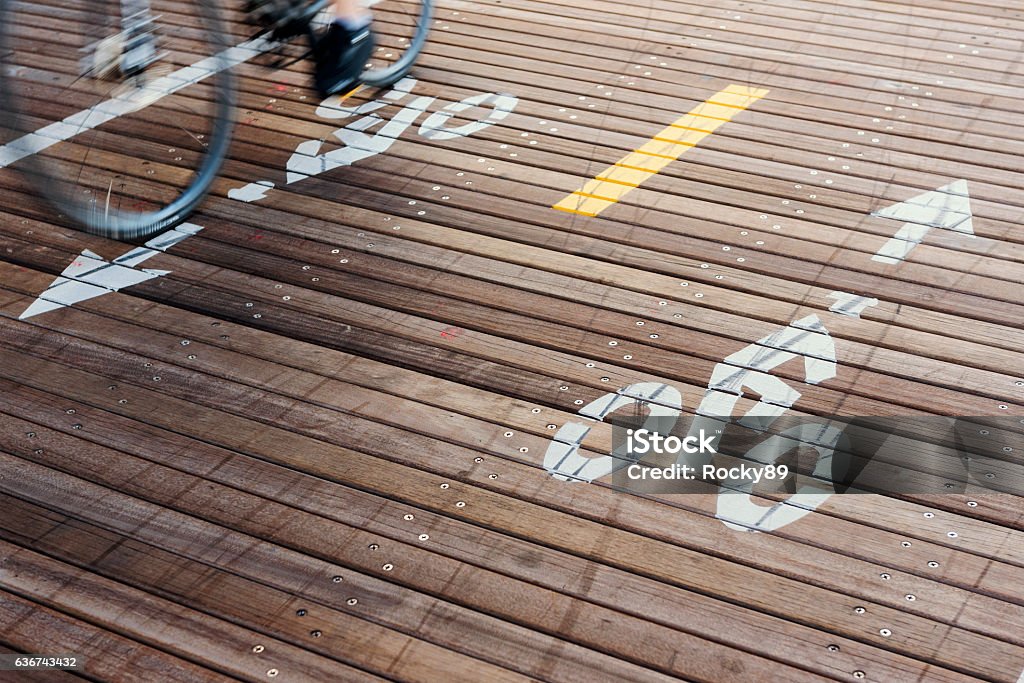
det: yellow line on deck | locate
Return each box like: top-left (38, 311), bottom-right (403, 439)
top-left (552, 84), bottom-right (769, 217)
top-left (552, 204), bottom-right (600, 217)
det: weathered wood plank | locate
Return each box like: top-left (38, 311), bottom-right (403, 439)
top-left (2, 259), bottom-right (1022, 561)
top-left (0, 384), bottom-right (986, 682)
top-left (0, 494), bottom-right (537, 683)
top-left (0, 301), bottom-right (1022, 680)
top-left (2, 0), bottom-right (1024, 680)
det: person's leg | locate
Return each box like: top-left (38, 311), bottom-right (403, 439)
top-left (314, 0), bottom-right (374, 97)
top-left (332, 0), bottom-right (371, 29)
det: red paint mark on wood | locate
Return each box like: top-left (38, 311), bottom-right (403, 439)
top-left (440, 326), bottom-right (464, 339)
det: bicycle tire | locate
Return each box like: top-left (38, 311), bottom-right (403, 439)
top-left (360, 0), bottom-right (432, 88)
top-left (0, 0), bottom-right (237, 240)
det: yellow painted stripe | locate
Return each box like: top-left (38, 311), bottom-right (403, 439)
top-left (553, 193), bottom-right (616, 216)
top-left (578, 179), bottom-right (638, 202)
top-left (708, 91), bottom-right (764, 108)
top-left (616, 161), bottom-right (664, 173)
top-left (552, 85), bottom-right (768, 217)
top-left (593, 174), bottom-right (641, 188)
top-left (573, 189), bottom-right (620, 201)
top-left (615, 153), bottom-right (675, 172)
top-left (655, 128), bottom-right (711, 146)
top-left (552, 205), bottom-right (599, 217)
top-left (637, 139), bottom-right (694, 159)
top-left (688, 103), bottom-right (746, 120)
top-left (668, 123), bottom-right (719, 134)
top-left (650, 136), bottom-right (697, 147)
top-left (596, 165), bottom-right (651, 186)
top-left (670, 115), bottom-right (728, 132)
top-left (633, 149), bottom-right (677, 160)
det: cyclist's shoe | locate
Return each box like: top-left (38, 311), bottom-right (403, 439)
top-left (313, 23), bottom-right (374, 98)
top-left (121, 27), bottom-right (159, 77)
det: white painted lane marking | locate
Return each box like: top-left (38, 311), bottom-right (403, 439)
top-left (0, 39), bottom-right (269, 169)
top-left (828, 291), bottom-right (880, 318)
top-left (870, 179), bottom-right (975, 264)
top-left (544, 382), bottom-right (682, 482)
top-left (227, 180), bottom-right (275, 203)
top-left (722, 315), bottom-right (837, 385)
top-left (694, 316), bottom-right (838, 533)
top-left (541, 314), bottom-right (844, 534)
top-left (419, 92), bottom-right (518, 140)
top-left (285, 93), bottom-right (437, 186)
top-left (19, 223), bottom-right (202, 319)
top-left (230, 78), bottom-right (429, 202)
top-left (231, 79), bottom-right (521, 202)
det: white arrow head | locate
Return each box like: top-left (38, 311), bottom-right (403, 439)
top-left (872, 179), bottom-right (974, 234)
top-left (19, 275), bottom-right (113, 319)
top-left (19, 224), bottom-right (202, 320)
top-left (19, 257), bottom-right (166, 320)
top-left (871, 180), bottom-right (974, 264)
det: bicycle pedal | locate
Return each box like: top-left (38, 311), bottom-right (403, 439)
top-left (338, 84), bottom-right (363, 100)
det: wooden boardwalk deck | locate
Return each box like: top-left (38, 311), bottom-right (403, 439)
top-left (1, 0), bottom-right (1024, 680)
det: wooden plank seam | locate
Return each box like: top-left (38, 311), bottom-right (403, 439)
top-left (552, 85), bottom-right (770, 217)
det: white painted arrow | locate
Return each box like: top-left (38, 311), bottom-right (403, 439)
top-left (19, 223), bottom-right (202, 319)
top-left (827, 291), bottom-right (879, 318)
top-left (871, 179), bottom-right (975, 265)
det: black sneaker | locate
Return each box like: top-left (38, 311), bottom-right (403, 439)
top-left (313, 23), bottom-right (374, 98)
